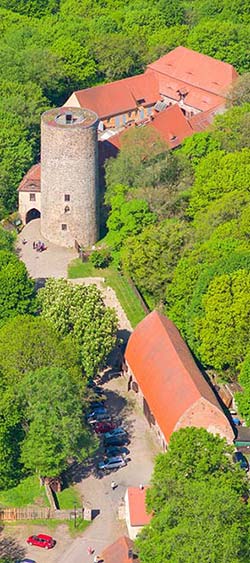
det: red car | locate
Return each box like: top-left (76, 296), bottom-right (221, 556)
top-left (94, 421), bottom-right (116, 434)
top-left (26, 534), bottom-right (55, 549)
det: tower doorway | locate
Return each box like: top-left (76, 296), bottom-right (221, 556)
top-left (26, 208), bottom-right (41, 224)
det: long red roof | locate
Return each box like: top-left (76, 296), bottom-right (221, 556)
top-left (125, 311), bottom-right (226, 442)
top-left (75, 72), bottom-right (159, 120)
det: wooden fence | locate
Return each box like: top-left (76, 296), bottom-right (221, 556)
top-left (0, 507), bottom-right (50, 521)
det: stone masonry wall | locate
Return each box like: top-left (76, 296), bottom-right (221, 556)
top-left (41, 108), bottom-right (99, 248)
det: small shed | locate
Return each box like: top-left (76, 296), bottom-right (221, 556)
top-left (125, 487), bottom-right (152, 540)
top-left (234, 427), bottom-right (250, 451)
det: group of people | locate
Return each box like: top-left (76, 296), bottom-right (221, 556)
top-left (33, 240), bottom-right (46, 252)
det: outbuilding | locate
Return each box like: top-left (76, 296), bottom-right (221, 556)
top-left (125, 311), bottom-right (235, 448)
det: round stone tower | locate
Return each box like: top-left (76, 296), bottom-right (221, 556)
top-left (41, 107), bottom-right (99, 248)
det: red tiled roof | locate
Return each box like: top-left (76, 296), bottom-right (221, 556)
top-left (147, 71), bottom-right (225, 111)
top-left (18, 163), bottom-right (41, 192)
top-left (102, 535), bottom-right (137, 563)
top-left (127, 487), bottom-right (152, 527)
top-left (188, 105), bottom-right (224, 132)
top-left (125, 311), bottom-right (228, 443)
top-left (149, 104), bottom-right (193, 148)
top-left (75, 72), bottom-right (159, 120)
top-left (147, 46), bottom-right (238, 97)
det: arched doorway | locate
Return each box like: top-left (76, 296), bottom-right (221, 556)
top-left (26, 208), bottom-right (41, 224)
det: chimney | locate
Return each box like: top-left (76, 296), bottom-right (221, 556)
top-left (65, 112), bottom-right (73, 124)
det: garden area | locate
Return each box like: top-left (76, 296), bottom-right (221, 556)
top-left (0, 475), bottom-right (81, 511)
top-left (68, 259), bottom-right (147, 328)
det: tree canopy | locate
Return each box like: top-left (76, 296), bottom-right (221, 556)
top-left (37, 279), bottom-right (118, 377)
top-left (137, 427), bottom-right (250, 563)
top-left (20, 367), bottom-right (95, 476)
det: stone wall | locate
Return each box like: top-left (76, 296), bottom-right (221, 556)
top-left (41, 107), bottom-right (99, 248)
top-left (175, 397), bottom-right (235, 444)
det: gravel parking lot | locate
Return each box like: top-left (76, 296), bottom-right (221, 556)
top-left (2, 373), bottom-right (159, 563)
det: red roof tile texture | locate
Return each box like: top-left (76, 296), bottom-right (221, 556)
top-left (102, 535), bottom-right (137, 563)
top-left (125, 311), bottom-right (234, 443)
top-left (18, 163), bottom-right (41, 192)
top-left (127, 487), bottom-right (152, 527)
top-left (188, 105), bottom-right (224, 132)
top-left (147, 46), bottom-right (238, 97)
top-left (149, 104), bottom-right (193, 148)
top-left (75, 72), bottom-right (159, 120)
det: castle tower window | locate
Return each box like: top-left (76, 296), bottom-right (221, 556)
top-left (64, 194), bottom-right (70, 202)
top-left (30, 193), bottom-right (36, 201)
top-left (61, 224), bottom-right (67, 231)
top-left (64, 205), bottom-right (70, 213)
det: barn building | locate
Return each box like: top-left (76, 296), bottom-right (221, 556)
top-left (125, 311), bottom-right (235, 448)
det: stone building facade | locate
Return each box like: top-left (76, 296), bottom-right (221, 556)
top-left (39, 107), bottom-right (99, 248)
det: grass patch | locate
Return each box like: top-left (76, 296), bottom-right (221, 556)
top-left (5, 518), bottom-right (90, 536)
top-left (68, 517), bottom-right (90, 537)
top-left (68, 259), bottom-right (146, 328)
top-left (0, 476), bottom-right (49, 508)
top-left (56, 486), bottom-right (82, 510)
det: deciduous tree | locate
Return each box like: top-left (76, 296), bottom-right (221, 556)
top-left (38, 280), bottom-right (118, 377)
top-left (20, 367), bottom-right (95, 476)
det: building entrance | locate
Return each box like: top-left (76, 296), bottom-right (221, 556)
top-left (26, 208), bottom-right (41, 224)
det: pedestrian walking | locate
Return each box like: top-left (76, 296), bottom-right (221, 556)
top-left (87, 546), bottom-right (94, 555)
top-left (32, 241), bottom-right (36, 249)
top-left (94, 556), bottom-right (100, 563)
top-left (111, 480), bottom-right (117, 490)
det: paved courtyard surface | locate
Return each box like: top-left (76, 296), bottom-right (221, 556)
top-left (17, 219), bottom-right (77, 279)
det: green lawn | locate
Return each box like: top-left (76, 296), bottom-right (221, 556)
top-left (68, 259), bottom-right (146, 328)
top-left (0, 477), bottom-right (81, 512)
top-left (56, 486), bottom-right (82, 509)
top-left (5, 517), bottom-right (90, 536)
top-left (0, 475), bottom-right (49, 508)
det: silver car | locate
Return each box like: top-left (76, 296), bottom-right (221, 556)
top-left (98, 455), bottom-right (127, 471)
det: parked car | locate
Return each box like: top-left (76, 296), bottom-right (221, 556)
top-left (17, 560), bottom-right (37, 563)
top-left (104, 428), bottom-right (127, 440)
top-left (104, 435), bottom-right (129, 447)
top-left (87, 406), bottom-right (107, 418)
top-left (98, 455), bottom-right (127, 471)
top-left (26, 534), bottom-right (55, 549)
top-left (233, 451), bottom-right (249, 471)
top-left (105, 445), bottom-right (130, 457)
top-left (88, 412), bottom-right (111, 424)
top-left (94, 421), bottom-right (116, 434)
